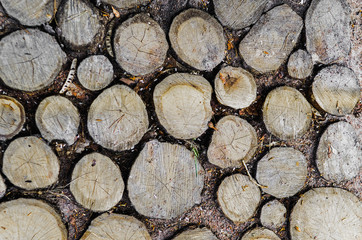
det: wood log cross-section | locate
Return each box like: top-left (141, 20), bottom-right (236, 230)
top-left (0, 95), bottom-right (26, 141)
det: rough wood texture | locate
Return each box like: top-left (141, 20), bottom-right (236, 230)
top-left (101, 0), bottom-right (150, 9)
top-left (260, 200), bottom-right (286, 229)
top-left (312, 65), bottom-right (360, 116)
top-left (169, 8), bottom-right (226, 71)
top-left (153, 73), bottom-right (212, 139)
top-left (114, 13), bottom-right (168, 76)
top-left (173, 228), bottom-right (218, 240)
top-left (214, 66), bottom-right (257, 109)
top-left (263, 86), bottom-right (312, 140)
top-left (256, 147), bottom-right (308, 198)
top-left (239, 4), bottom-right (303, 73)
top-left (36, 96), bottom-right (80, 145)
top-left (128, 140), bottom-right (204, 219)
top-left (217, 174), bottom-right (261, 223)
top-left (70, 152), bottom-right (124, 212)
top-left (287, 49), bottom-right (313, 79)
top-left (0, 29), bottom-right (66, 91)
top-left (0, 95), bottom-right (25, 141)
top-left (242, 227), bottom-right (281, 240)
top-left (0, 198), bottom-right (67, 240)
top-left (2, 136), bottom-right (60, 190)
top-left (207, 115), bottom-right (257, 168)
top-left (290, 188), bottom-right (361, 240)
top-left (0, 174), bottom-right (5, 199)
top-left (87, 84), bottom-right (148, 151)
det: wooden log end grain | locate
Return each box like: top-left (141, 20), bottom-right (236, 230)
top-left (242, 227), bottom-right (281, 240)
top-left (287, 49), bottom-right (314, 79)
top-left (0, 95), bottom-right (25, 141)
top-left (101, 0), bottom-right (150, 9)
top-left (2, 136), bottom-right (60, 190)
top-left (260, 200), bottom-right (287, 229)
top-left (0, 198), bottom-right (67, 240)
top-left (169, 8), bottom-right (226, 71)
top-left (70, 152), bottom-right (124, 212)
top-left (173, 227), bottom-right (218, 240)
top-left (0, 174), bottom-right (5, 199)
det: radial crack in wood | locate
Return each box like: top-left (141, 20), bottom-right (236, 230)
top-left (173, 227), bottom-right (218, 240)
top-left (0, 95), bottom-right (25, 141)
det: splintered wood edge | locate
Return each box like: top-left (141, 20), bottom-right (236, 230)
top-left (0, 95), bottom-right (26, 141)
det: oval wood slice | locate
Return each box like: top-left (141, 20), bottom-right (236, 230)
top-left (290, 188), bottom-right (362, 240)
top-left (263, 86), bottom-right (312, 140)
top-left (0, 174), bottom-right (5, 199)
top-left (207, 115), bottom-right (257, 168)
top-left (36, 96), bottom-right (80, 145)
top-left (87, 84), bottom-right (148, 151)
top-left (214, 66), bottom-right (257, 109)
top-left (153, 73), bottom-right (212, 139)
top-left (2, 136), bottom-right (60, 190)
top-left (101, 0), bottom-right (150, 9)
top-left (256, 147), bottom-right (308, 198)
top-left (0, 29), bottom-right (66, 91)
top-left (242, 227), bottom-right (281, 240)
top-left (128, 140), bottom-right (204, 219)
top-left (169, 8), bottom-right (226, 71)
top-left (173, 228), bottom-right (218, 240)
top-left (217, 174), bottom-right (261, 223)
top-left (0, 198), bottom-right (67, 240)
top-left (0, 95), bottom-right (25, 141)
top-left (260, 200), bottom-right (286, 229)
top-left (114, 13), bottom-right (168, 76)
top-left (287, 49), bottom-right (313, 79)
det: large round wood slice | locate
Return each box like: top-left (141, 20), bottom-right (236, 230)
top-left (207, 115), bottom-right (257, 168)
top-left (2, 136), bottom-right (60, 190)
top-left (114, 13), bottom-right (168, 76)
top-left (128, 140), bottom-right (204, 219)
top-left (256, 147), bottom-right (308, 198)
top-left (260, 200), bottom-right (286, 229)
top-left (36, 96), bottom-right (80, 145)
top-left (242, 227), bottom-right (281, 240)
top-left (153, 73), bottom-right (212, 139)
top-left (290, 188), bottom-right (361, 240)
top-left (312, 65), bottom-right (360, 116)
top-left (173, 228), bottom-right (218, 240)
top-left (70, 152), bottom-right (124, 212)
top-left (0, 29), bottom-right (66, 91)
top-left (0, 174), bottom-right (5, 199)
top-left (287, 49), bottom-right (313, 79)
top-left (217, 174), bottom-right (261, 223)
top-left (263, 86), bottom-right (312, 140)
top-left (0, 95), bottom-right (25, 141)
top-left (101, 0), bottom-right (150, 9)
top-left (169, 9), bottom-right (226, 71)
top-left (87, 84), bottom-right (148, 151)
top-left (316, 121), bottom-right (361, 183)
top-left (214, 66), bottom-right (257, 109)
top-left (0, 198), bottom-right (67, 240)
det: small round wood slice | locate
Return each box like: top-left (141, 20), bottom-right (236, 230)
top-left (36, 96), bottom-right (80, 145)
top-left (0, 174), bottom-right (6, 199)
top-left (207, 115), bottom-right (257, 168)
top-left (173, 228), bottom-right (218, 240)
top-left (214, 66), bottom-right (257, 109)
top-left (153, 73), bottom-right (212, 139)
top-left (312, 65), bottom-right (360, 116)
top-left (87, 84), bottom-right (148, 151)
top-left (316, 121), bottom-right (361, 183)
top-left (256, 147), bottom-right (308, 198)
top-left (2, 136), bottom-right (60, 190)
top-left (217, 174), bottom-right (261, 223)
top-left (0, 29), bottom-right (66, 91)
top-left (80, 213), bottom-right (151, 240)
top-left (260, 200), bottom-right (286, 229)
top-left (101, 0), bottom-right (150, 9)
top-left (0, 95), bottom-right (25, 141)
top-left (77, 55), bottom-right (114, 91)
top-left (114, 13), bottom-right (168, 76)
top-left (287, 49), bottom-right (313, 79)
top-left (128, 140), bottom-right (204, 219)
top-left (169, 9), bottom-right (226, 71)
top-left (263, 86), bottom-right (312, 140)
top-left (0, 198), bottom-right (67, 240)
top-left (242, 227), bottom-right (281, 240)
top-left (290, 188), bottom-right (362, 240)
top-left (70, 152), bottom-right (124, 212)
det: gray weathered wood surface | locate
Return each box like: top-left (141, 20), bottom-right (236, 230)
top-left (0, 95), bottom-right (25, 141)
top-left (173, 227), bottom-right (218, 240)
top-left (242, 227), bottom-right (281, 240)
top-left (101, 0), bottom-right (150, 9)
top-left (287, 49), bottom-right (313, 79)
top-left (260, 200), bottom-right (287, 229)
top-left (0, 174), bottom-right (5, 199)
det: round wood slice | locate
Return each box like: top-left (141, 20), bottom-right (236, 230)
top-left (77, 55), bottom-right (114, 91)
top-left (0, 174), bottom-right (5, 199)
top-left (290, 188), bottom-right (362, 240)
top-left (242, 227), bottom-right (281, 240)
top-left (316, 121), bottom-right (361, 183)
top-left (0, 95), bottom-right (25, 141)
top-left (263, 86), bottom-right (312, 140)
top-left (217, 174), bottom-right (261, 223)
top-left (114, 13), bottom-right (168, 76)
top-left (0, 29), bottom-right (66, 91)
top-left (101, 0), bottom-right (150, 9)
top-left (173, 228), bottom-right (218, 240)
top-left (128, 140), bottom-right (204, 219)
top-left (287, 49), bottom-right (313, 79)
top-left (0, 198), bottom-right (67, 240)
top-left (260, 200), bottom-right (286, 229)
top-left (153, 73), bottom-right (212, 139)
top-left (70, 152), bottom-right (124, 212)
top-left (312, 65), bottom-right (360, 116)
top-left (2, 136), bottom-right (60, 190)
top-left (207, 115), bottom-right (257, 168)
top-left (80, 213), bottom-right (151, 239)
top-left (169, 8), bottom-right (226, 71)
top-left (214, 66), bottom-right (257, 109)
top-left (256, 147), bottom-right (308, 198)
top-left (36, 96), bottom-right (80, 145)
top-left (87, 84), bottom-right (149, 151)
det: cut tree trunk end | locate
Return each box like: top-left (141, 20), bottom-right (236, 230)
top-left (287, 49), bottom-right (314, 79)
top-left (173, 227), bottom-right (218, 240)
top-left (101, 0), bottom-right (150, 9)
top-left (0, 95), bottom-right (26, 141)
top-left (260, 200), bottom-right (287, 229)
top-left (241, 227), bottom-right (281, 240)
top-left (0, 174), bottom-right (5, 199)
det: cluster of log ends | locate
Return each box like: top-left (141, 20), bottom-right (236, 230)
top-left (260, 200), bottom-right (287, 229)
top-left (0, 95), bottom-right (25, 141)
top-left (173, 227), bottom-right (218, 240)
